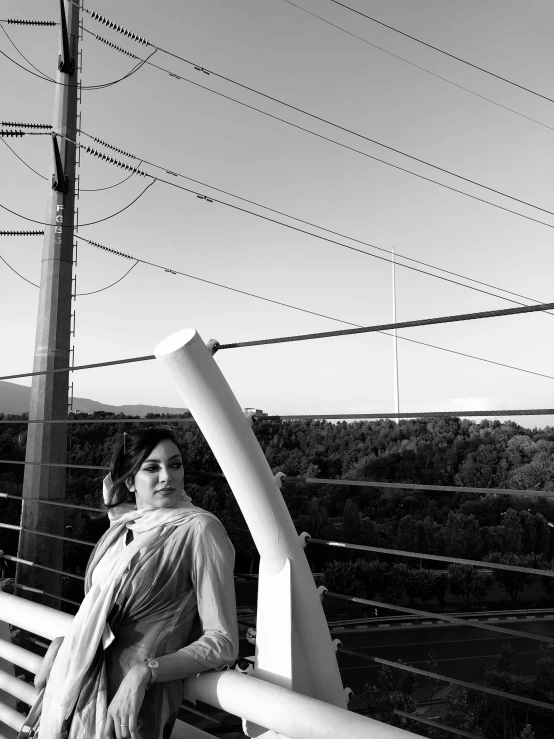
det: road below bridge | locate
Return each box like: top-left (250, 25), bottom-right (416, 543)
top-left (334, 618), bottom-right (554, 696)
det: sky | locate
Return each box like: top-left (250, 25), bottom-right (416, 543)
top-left (1, 0), bottom-right (553, 426)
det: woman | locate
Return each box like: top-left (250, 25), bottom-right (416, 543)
top-left (34, 426), bottom-right (239, 739)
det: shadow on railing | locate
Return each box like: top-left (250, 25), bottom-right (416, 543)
top-left (0, 591), bottom-right (420, 739)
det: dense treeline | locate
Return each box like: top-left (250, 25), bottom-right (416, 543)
top-left (2, 414), bottom-right (554, 580)
top-left (2, 413), bottom-right (554, 737)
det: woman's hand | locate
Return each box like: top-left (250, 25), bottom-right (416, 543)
top-left (34, 636), bottom-right (64, 693)
top-left (104, 663), bottom-right (150, 739)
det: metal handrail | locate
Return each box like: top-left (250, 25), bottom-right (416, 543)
top-left (0, 591), bottom-right (419, 738)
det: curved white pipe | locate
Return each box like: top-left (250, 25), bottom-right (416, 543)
top-left (155, 329), bottom-right (345, 707)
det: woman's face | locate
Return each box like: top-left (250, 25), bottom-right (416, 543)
top-left (127, 440), bottom-right (185, 510)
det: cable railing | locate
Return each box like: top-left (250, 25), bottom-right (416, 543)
top-left (0, 591), bottom-right (412, 739)
top-left (0, 310), bottom-right (552, 737)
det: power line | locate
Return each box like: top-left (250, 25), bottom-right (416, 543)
top-left (80, 162), bottom-right (145, 191)
top-left (0, 135), bottom-right (47, 180)
top-left (0, 129), bottom-right (145, 192)
top-left (77, 128), bottom-right (554, 313)
top-left (80, 16), bottom-right (554, 219)
top-left (329, 0), bottom-right (554, 105)
top-left (0, 255), bottom-right (38, 287)
top-left (76, 260), bottom-right (139, 295)
top-left (0, 253), bottom-right (140, 296)
top-left (0, 29), bottom-right (157, 90)
top-left (81, 32), bottom-right (554, 232)
top-left (281, 0), bottom-right (554, 133)
top-left (1, 284), bottom-right (553, 382)
top-left (0, 178), bottom-right (155, 227)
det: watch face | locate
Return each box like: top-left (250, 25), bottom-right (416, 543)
top-left (148, 658), bottom-right (159, 669)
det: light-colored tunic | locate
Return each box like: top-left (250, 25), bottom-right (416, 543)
top-left (69, 513), bottom-right (239, 738)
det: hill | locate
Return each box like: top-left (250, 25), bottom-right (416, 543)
top-left (0, 380), bottom-right (186, 417)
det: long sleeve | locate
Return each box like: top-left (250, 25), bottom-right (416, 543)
top-left (179, 516), bottom-right (239, 670)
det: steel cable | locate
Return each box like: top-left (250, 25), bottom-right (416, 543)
top-left (309, 539), bottom-right (554, 578)
top-left (337, 645), bottom-right (554, 712)
top-left (326, 592), bottom-right (554, 646)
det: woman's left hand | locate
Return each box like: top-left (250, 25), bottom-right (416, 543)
top-left (104, 663), bottom-right (150, 739)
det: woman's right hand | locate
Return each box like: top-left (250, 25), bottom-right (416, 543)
top-left (34, 636), bottom-right (64, 692)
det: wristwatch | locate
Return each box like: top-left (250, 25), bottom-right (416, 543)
top-left (144, 658), bottom-right (159, 689)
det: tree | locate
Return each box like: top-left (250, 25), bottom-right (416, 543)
top-left (432, 571), bottom-right (449, 607)
top-left (447, 564), bottom-right (477, 605)
top-left (307, 497), bottom-right (328, 539)
top-left (396, 515), bottom-right (420, 553)
top-left (499, 509), bottom-right (523, 554)
top-left (486, 552), bottom-right (534, 602)
top-left (364, 662), bottom-right (417, 728)
top-left (440, 512), bottom-right (483, 559)
top-left (341, 498), bottom-right (364, 544)
top-left (357, 559), bottom-right (388, 599)
top-left (403, 569), bottom-right (435, 606)
top-left (518, 725), bottom-right (536, 739)
top-left (322, 560), bottom-right (360, 596)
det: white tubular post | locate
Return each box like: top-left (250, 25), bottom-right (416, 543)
top-left (0, 639), bottom-right (42, 674)
top-left (0, 670), bottom-right (36, 706)
top-left (188, 671), bottom-right (419, 739)
top-left (155, 330), bottom-right (345, 710)
top-left (0, 592), bottom-right (72, 639)
top-left (0, 701), bottom-right (24, 733)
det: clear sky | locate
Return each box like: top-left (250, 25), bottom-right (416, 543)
top-left (1, 0), bottom-right (553, 426)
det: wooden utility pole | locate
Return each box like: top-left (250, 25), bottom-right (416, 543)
top-left (16, 0), bottom-right (80, 605)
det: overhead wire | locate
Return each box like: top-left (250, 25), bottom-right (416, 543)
top-left (0, 178), bottom-right (156, 227)
top-left (1, 294), bottom-right (553, 383)
top-left (79, 17), bottom-right (554, 219)
top-left (0, 24), bottom-right (158, 90)
top-left (0, 256), bottom-right (38, 287)
top-left (0, 136), bottom-right (47, 180)
top-left (80, 29), bottom-right (554, 232)
top-left (281, 0), bottom-right (554, 133)
top-left (0, 253), bottom-right (140, 296)
top-left (77, 128), bottom-right (554, 312)
top-left (80, 161), bottom-right (145, 192)
top-left (329, 0), bottom-right (554, 105)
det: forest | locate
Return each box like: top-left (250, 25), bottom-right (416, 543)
top-left (1, 413), bottom-right (554, 738)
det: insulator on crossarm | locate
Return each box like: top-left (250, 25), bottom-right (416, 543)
top-left (1, 122), bottom-right (51, 129)
top-left (0, 130), bottom-right (25, 137)
top-left (90, 135), bottom-right (135, 160)
top-left (0, 230), bottom-right (44, 236)
top-left (85, 238), bottom-right (135, 261)
top-left (94, 34), bottom-right (139, 59)
top-left (86, 9), bottom-right (150, 46)
top-left (6, 19), bottom-right (57, 26)
top-left (82, 145), bottom-right (147, 177)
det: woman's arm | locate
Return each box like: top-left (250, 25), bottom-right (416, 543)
top-left (34, 636), bottom-right (64, 692)
top-left (130, 516), bottom-right (239, 685)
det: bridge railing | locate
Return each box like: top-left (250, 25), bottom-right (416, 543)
top-left (0, 590), bottom-right (419, 739)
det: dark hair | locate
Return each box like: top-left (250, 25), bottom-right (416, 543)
top-left (105, 426), bottom-right (184, 509)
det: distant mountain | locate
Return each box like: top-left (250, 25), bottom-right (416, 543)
top-left (0, 381), bottom-right (187, 417)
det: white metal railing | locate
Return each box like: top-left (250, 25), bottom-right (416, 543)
top-left (0, 591), bottom-right (420, 739)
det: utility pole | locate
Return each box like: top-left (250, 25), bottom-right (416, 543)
top-left (16, 0), bottom-right (80, 606)
top-left (392, 246), bottom-right (400, 414)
